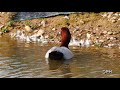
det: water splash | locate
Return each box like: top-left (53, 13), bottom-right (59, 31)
top-left (9, 30), bottom-right (48, 44)
top-left (69, 33), bottom-right (91, 47)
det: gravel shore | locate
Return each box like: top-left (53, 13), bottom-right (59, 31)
top-left (0, 12), bottom-right (120, 48)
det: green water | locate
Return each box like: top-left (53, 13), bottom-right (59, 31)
top-left (0, 35), bottom-right (120, 78)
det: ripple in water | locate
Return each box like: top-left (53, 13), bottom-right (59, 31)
top-left (0, 36), bottom-right (120, 78)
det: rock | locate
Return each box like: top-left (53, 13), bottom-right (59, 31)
top-left (9, 32), bottom-right (16, 38)
top-left (29, 35), bottom-right (37, 41)
top-left (78, 33), bottom-right (81, 37)
top-left (25, 25), bottom-right (32, 32)
top-left (52, 28), bottom-right (56, 31)
top-left (107, 12), bottom-right (113, 18)
top-left (63, 16), bottom-right (69, 19)
top-left (91, 45), bottom-right (95, 47)
top-left (100, 32), bottom-right (104, 35)
top-left (92, 31), bottom-right (96, 34)
top-left (45, 35), bottom-right (49, 39)
top-left (118, 18), bottom-right (120, 20)
top-left (41, 40), bottom-right (48, 44)
top-left (0, 25), bottom-right (4, 29)
top-left (112, 17), bottom-right (117, 20)
top-left (1, 12), bottom-right (5, 14)
top-left (114, 37), bottom-right (118, 40)
top-left (0, 32), bottom-right (3, 35)
top-left (107, 31), bottom-right (113, 35)
top-left (36, 29), bottom-right (44, 37)
top-left (41, 20), bottom-right (46, 27)
top-left (33, 30), bottom-right (39, 33)
top-left (107, 37), bottom-right (110, 40)
top-left (75, 26), bottom-right (80, 31)
top-left (111, 20), bottom-right (116, 23)
top-left (103, 31), bottom-right (107, 35)
top-left (80, 20), bottom-right (84, 24)
top-left (86, 33), bottom-right (91, 39)
top-left (99, 40), bottom-right (104, 43)
top-left (96, 28), bottom-right (99, 30)
top-left (97, 25), bottom-right (102, 27)
top-left (96, 37), bottom-right (99, 39)
top-left (74, 28), bottom-right (79, 32)
top-left (104, 46), bottom-right (109, 48)
top-left (114, 13), bottom-right (119, 16)
top-left (110, 37), bottom-right (114, 40)
top-left (113, 32), bottom-right (118, 35)
top-left (108, 44), bottom-right (114, 47)
top-left (101, 13), bottom-right (107, 17)
top-left (26, 36), bottom-right (32, 42)
top-left (84, 39), bottom-right (91, 47)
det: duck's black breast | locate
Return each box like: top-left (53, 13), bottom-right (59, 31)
top-left (49, 51), bottom-right (63, 60)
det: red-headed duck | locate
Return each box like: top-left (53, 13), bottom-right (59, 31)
top-left (45, 27), bottom-right (74, 60)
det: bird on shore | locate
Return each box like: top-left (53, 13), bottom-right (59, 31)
top-left (45, 27), bottom-right (74, 60)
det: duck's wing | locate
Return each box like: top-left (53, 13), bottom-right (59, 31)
top-left (60, 47), bottom-right (74, 60)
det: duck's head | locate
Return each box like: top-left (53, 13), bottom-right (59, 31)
top-left (60, 27), bottom-right (71, 48)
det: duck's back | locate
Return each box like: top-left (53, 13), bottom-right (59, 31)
top-left (45, 46), bottom-right (74, 60)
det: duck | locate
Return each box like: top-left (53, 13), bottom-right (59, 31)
top-left (45, 27), bottom-right (74, 60)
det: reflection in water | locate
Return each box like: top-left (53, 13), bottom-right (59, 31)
top-left (46, 59), bottom-right (72, 78)
top-left (60, 64), bottom-right (72, 78)
top-left (0, 35), bottom-right (120, 78)
top-left (48, 60), bottom-right (64, 70)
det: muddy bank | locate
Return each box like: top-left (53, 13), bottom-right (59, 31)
top-left (0, 12), bottom-right (120, 49)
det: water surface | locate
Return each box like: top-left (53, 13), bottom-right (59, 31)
top-left (0, 35), bottom-right (120, 78)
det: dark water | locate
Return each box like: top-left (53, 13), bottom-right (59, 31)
top-left (0, 35), bottom-right (120, 78)
top-left (13, 12), bottom-right (79, 21)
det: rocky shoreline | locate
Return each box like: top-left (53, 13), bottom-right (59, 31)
top-left (0, 12), bottom-right (120, 49)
